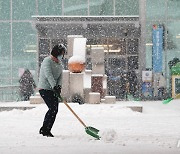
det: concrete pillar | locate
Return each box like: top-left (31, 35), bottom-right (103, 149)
top-left (62, 70), bottom-right (70, 101)
top-left (92, 64), bottom-right (105, 75)
top-left (67, 35), bottom-right (83, 58)
top-left (139, 0), bottom-right (147, 97)
top-left (70, 72), bottom-right (84, 99)
top-left (104, 96), bottom-right (116, 104)
top-left (91, 75), bottom-right (104, 98)
top-left (30, 92), bottom-right (44, 104)
top-left (91, 47), bottom-right (105, 74)
top-left (88, 92), bottom-right (100, 104)
top-left (103, 75), bottom-right (107, 96)
top-left (83, 70), bottom-right (92, 89)
top-left (84, 88), bottom-right (91, 103)
top-left (91, 47), bottom-right (104, 64)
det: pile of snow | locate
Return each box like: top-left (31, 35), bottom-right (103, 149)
top-left (73, 37), bottom-right (86, 62)
top-left (0, 100), bottom-right (180, 154)
top-left (68, 55), bottom-right (85, 64)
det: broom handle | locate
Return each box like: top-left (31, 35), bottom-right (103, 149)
top-left (63, 100), bottom-right (87, 128)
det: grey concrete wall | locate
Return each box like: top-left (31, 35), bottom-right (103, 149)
top-left (70, 72), bottom-right (84, 98)
top-left (62, 70), bottom-right (70, 101)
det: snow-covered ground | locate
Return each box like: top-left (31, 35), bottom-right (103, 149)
top-left (0, 100), bottom-right (180, 154)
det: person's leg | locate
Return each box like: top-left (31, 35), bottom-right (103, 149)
top-left (25, 93), bottom-right (31, 101)
top-left (39, 89), bottom-right (59, 136)
top-left (158, 87), bottom-right (164, 100)
top-left (23, 93), bottom-right (28, 101)
top-left (160, 87), bottom-right (165, 99)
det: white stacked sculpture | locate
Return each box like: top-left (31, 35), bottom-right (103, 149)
top-left (67, 37), bottom-right (87, 103)
top-left (91, 47), bottom-right (107, 103)
top-left (61, 35), bottom-right (110, 104)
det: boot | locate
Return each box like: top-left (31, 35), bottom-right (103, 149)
top-left (39, 127), bottom-right (54, 137)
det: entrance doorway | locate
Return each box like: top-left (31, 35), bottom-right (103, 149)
top-left (86, 37), bottom-right (139, 100)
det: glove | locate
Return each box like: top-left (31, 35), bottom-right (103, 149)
top-left (53, 85), bottom-right (61, 98)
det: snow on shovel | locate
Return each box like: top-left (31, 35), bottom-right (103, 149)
top-left (59, 95), bottom-right (100, 140)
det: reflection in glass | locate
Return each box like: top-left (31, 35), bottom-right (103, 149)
top-left (115, 0), bottom-right (139, 15)
top-left (12, 23), bottom-right (37, 83)
top-left (127, 39), bottom-right (138, 54)
top-left (128, 56), bottom-right (138, 70)
top-left (12, 0), bottom-right (36, 20)
top-left (64, 0), bottom-right (88, 15)
top-left (38, 0), bottom-right (62, 16)
top-left (89, 0), bottom-right (113, 15)
top-left (146, 0), bottom-right (166, 20)
top-left (167, 0), bottom-right (180, 19)
top-left (0, 0), bottom-right (10, 20)
top-left (0, 23), bottom-right (11, 85)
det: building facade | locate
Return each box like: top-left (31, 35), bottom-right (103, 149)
top-left (0, 0), bottom-right (180, 101)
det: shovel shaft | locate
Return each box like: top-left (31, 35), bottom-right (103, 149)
top-left (63, 100), bottom-right (87, 128)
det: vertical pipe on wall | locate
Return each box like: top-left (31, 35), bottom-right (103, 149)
top-left (139, 0), bottom-right (146, 97)
top-left (62, 0), bottom-right (64, 15)
top-left (35, 0), bottom-right (39, 79)
top-left (35, 0), bottom-right (38, 15)
top-left (88, 0), bottom-right (90, 16)
top-left (164, 0), bottom-right (168, 93)
top-left (113, 0), bottom-right (115, 16)
top-left (10, 0), bottom-right (13, 85)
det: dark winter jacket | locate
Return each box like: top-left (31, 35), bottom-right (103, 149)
top-left (19, 69), bottom-right (36, 95)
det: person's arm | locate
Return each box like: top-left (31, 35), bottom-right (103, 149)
top-left (57, 72), bottom-right (62, 87)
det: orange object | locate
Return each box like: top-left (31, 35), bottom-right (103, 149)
top-left (68, 62), bottom-right (85, 73)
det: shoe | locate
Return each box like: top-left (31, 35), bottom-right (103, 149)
top-left (46, 132), bottom-right (54, 137)
top-left (39, 127), bottom-right (54, 137)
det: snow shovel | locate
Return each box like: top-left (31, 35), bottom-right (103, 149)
top-left (163, 94), bottom-right (180, 104)
top-left (59, 96), bottom-right (100, 140)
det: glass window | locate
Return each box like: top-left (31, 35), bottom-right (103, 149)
top-left (12, 22), bottom-right (37, 85)
top-left (89, 0), bottom-right (113, 15)
top-left (39, 39), bottom-right (50, 68)
top-left (0, 0), bottom-right (10, 20)
top-left (107, 38), bottom-right (126, 55)
top-left (175, 78), bottom-right (180, 95)
top-left (166, 20), bottom-right (180, 73)
top-left (12, 0), bottom-right (36, 20)
top-left (64, 0), bottom-right (88, 15)
top-left (0, 23), bottom-right (11, 85)
top-left (146, 0), bottom-right (166, 20)
top-left (128, 56), bottom-right (138, 70)
top-left (127, 39), bottom-right (138, 54)
top-left (38, 0), bottom-right (62, 16)
top-left (108, 58), bottom-right (126, 70)
top-left (167, 0), bottom-right (180, 20)
top-left (115, 0), bottom-right (139, 16)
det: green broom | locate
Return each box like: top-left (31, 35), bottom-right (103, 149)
top-left (163, 94), bottom-right (180, 104)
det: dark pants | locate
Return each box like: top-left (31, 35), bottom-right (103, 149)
top-left (39, 89), bottom-right (59, 131)
top-left (158, 87), bottom-right (165, 99)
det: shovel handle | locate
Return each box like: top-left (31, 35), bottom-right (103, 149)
top-left (63, 99), bottom-right (87, 128)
